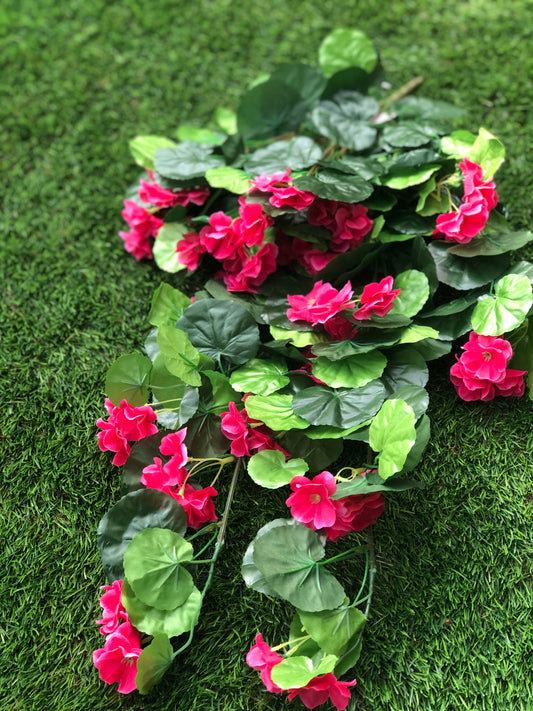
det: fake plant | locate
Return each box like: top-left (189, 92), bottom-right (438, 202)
top-left (92, 29), bottom-right (533, 708)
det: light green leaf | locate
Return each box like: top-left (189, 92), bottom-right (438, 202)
top-left (398, 324), bottom-right (439, 344)
top-left (369, 399), bottom-right (417, 480)
top-left (270, 653), bottom-right (338, 690)
top-left (269, 325), bottom-right (327, 347)
top-left (153, 224), bottom-right (189, 273)
top-left (389, 270), bottom-right (430, 318)
top-left (205, 166), bottom-right (252, 194)
top-left (124, 528), bottom-right (194, 610)
top-left (318, 29), bottom-right (378, 76)
top-left (245, 394), bottom-right (309, 431)
top-left (129, 135), bottom-right (176, 170)
top-left (214, 107), bottom-right (238, 135)
top-left (468, 127), bottom-right (505, 179)
top-left (105, 352), bottom-right (152, 406)
top-left (311, 351), bottom-right (387, 388)
top-left (230, 358), bottom-right (290, 396)
top-left (382, 164), bottom-right (440, 189)
top-left (149, 283), bottom-right (191, 327)
top-left (298, 605), bottom-right (366, 657)
top-left (471, 274), bottom-right (533, 336)
top-left (248, 450), bottom-right (308, 489)
top-left (175, 125), bottom-right (224, 144)
top-left (156, 325), bottom-right (203, 387)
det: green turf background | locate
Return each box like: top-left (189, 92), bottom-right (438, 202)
top-left (1, 1), bottom-right (532, 709)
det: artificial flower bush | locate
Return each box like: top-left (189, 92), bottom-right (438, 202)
top-left (92, 29), bottom-right (533, 706)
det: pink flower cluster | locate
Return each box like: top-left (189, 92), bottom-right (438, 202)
top-left (175, 197), bottom-right (278, 293)
top-left (450, 331), bottom-right (526, 401)
top-left (141, 428), bottom-right (218, 529)
top-left (93, 580), bottom-right (142, 694)
top-left (286, 471), bottom-right (385, 542)
top-left (246, 633), bottom-right (356, 709)
top-left (220, 402), bottom-right (287, 457)
top-left (96, 398), bottom-right (158, 466)
top-left (276, 199), bottom-right (373, 276)
top-left (433, 159), bottom-right (499, 243)
top-left (287, 277), bottom-right (400, 336)
top-left (248, 169), bottom-right (316, 211)
top-left (119, 171), bottom-right (209, 261)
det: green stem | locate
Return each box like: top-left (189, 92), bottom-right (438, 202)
top-left (318, 545), bottom-right (366, 566)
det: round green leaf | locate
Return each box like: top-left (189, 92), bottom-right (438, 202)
top-left (97, 490), bottom-right (187, 582)
top-left (388, 385), bottom-right (429, 421)
top-left (237, 80), bottom-right (307, 140)
top-left (204, 166), bottom-right (252, 194)
top-left (149, 283), bottom-right (191, 328)
top-left (294, 171), bottom-right (374, 203)
top-left (270, 62), bottom-right (327, 108)
top-left (389, 270), bottom-right (430, 318)
top-left (245, 394), bottom-right (309, 431)
top-left (311, 351), bottom-right (387, 389)
top-left (382, 122), bottom-right (437, 148)
top-left (129, 135), bottom-right (176, 171)
top-left (150, 353), bottom-right (186, 411)
top-left (243, 136), bottom-right (322, 175)
top-left (369, 399), bottom-right (417, 480)
top-left (154, 142), bottom-right (224, 180)
top-left (381, 346), bottom-right (429, 393)
top-left (247, 450), bottom-right (308, 489)
top-left (298, 604), bottom-right (366, 657)
top-left (382, 164), bottom-right (440, 190)
top-left (253, 521), bottom-right (346, 611)
top-left (177, 300), bottom-right (260, 369)
top-left (292, 381), bottom-right (386, 429)
top-left (230, 358), bottom-right (289, 396)
top-left (471, 274), bottom-right (533, 336)
top-left (105, 352), bottom-right (152, 407)
top-left (270, 653), bottom-right (338, 690)
top-left (156, 325), bottom-right (203, 387)
top-left (318, 29), bottom-right (378, 76)
top-left (122, 579), bottom-right (202, 638)
top-left (153, 224), bottom-right (189, 273)
top-left (135, 634), bottom-right (174, 695)
top-left (308, 106), bottom-right (377, 152)
top-left (124, 528), bottom-right (194, 610)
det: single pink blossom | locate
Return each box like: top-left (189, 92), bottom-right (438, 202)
top-left (460, 332), bottom-right (513, 381)
top-left (160, 428), bottom-right (188, 457)
top-left (432, 195), bottom-right (489, 243)
top-left (325, 493), bottom-right (386, 541)
top-left (287, 673), bottom-right (357, 710)
top-left (450, 360), bottom-right (526, 402)
top-left (492, 369), bottom-right (527, 398)
top-left (249, 170), bottom-right (315, 211)
top-left (139, 179), bottom-right (209, 208)
top-left (460, 159), bottom-right (499, 210)
top-left (331, 203), bottom-right (373, 251)
top-left (96, 419), bottom-right (131, 466)
top-left (112, 400), bottom-right (158, 441)
top-left (286, 471), bottom-right (338, 530)
top-left (235, 198), bottom-right (273, 248)
top-left (121, 200), bottom-right (163, 237)
top-left (141, 455), bottom-right (187, 489)
top-left (95, 580), bottom-right (129, 635)
top-left (175, 231), bottom-right (206, 271)
top-left (287, 281), bottom-right (355, 326)
top-left (246, 633), bottom-right (284, 694)
top-left (220, 242), bottom-right (278, 293)
top-left (199, 212), bottom-right (242, 260)
top-left (118, 228), bottom-right (154, 261)
top-left (93, 621), bottom-right (142, 694)
top-left (353, 276), bottom-right (401, 320)
top-left (170, 484), bottom-right (218, 529)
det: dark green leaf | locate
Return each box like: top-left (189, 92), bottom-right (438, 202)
top-left (310, 101), bottom-right (377, 151)
top-left (386, 211), bottom-right (436, 235)
top-left (388, 385), bottom-right (429, 420)
top-left (135, 634), bottom-right (174, 695)
top-left (97, 490), bottom-right (187, 582)
top-left (321, 67), bottom-right (373, 99)
top-left (381, 346), bottom-right (429, 393)
top-left (243, 136), bottom-right (322, 175)
top-left (184, 413), bottom-right (229, 458)
top-left (401, 414), bottom-right (431, 473)
top-left (447, 225), bottom-right (533, 258)
top-left (292, 381), bottom-right (386, 429)
top-left (269, 63), bottom-right (327, 108)
top-left (154, 142), bottom-right (224, 180)
top-left (237, 80), bottom-right (307, 140)
top-left (294, 171), bottom-right (373, 202)
top-left (428, 240), bottom-right (511, 290)
top-left (319, 155), bottom-right (385, 181)
top-left (394, 96), bottom-right (466, 122)
top-left (381, 122), bottom-right (438, 148)
top-left (150, 353), bottom-right (187, 411)
top-left (333, 472), bottom-right (425, 499)
top-left (282, 431), bottom-right (344, 473)
top-left (122, 432), bottom-right (165, 493)
top-left (241, 519), bottom-right (299, 598)
top-left (105, 353), bottom-right (152, 407)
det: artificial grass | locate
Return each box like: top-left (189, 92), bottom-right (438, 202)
top-left (1, 1), bottom-right (532, 709)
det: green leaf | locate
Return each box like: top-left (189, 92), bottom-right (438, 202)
top-left (304, 421), bottom-right (371, 440)
top-left (398, 324), bottom-right (440, 344)
top-left (230, 358), bottom-right (289, 396)
top-left (177, 300), bottom-right (260, 369)
top-left (153, 223), bottom-right (189, 273)
top-left (241, 519), bottom-right (299, 598)
top-left (270, 654), bottom-right (338, 690)
top-left (129, 135), bottom-right (176, 171)
top-left (237, 80), bottom-right (307, 140)
top-left (282, 431), bottom-right (344, 473)
top-left (294, 171), bottom-right (374, 202)
top-left (381, 122), bottom-right (437, 148)
top-left (243, 136), bottom-right (322, 175)
top-left (97, 490), bottom-right (187, 582)
top-left (292, 381), bottom-right (386, 429)
top-left (447, 225), bottom-right (533, 258)
top-left (310, 102), bottom-right (377, 152)
top-left (154, 142), bottom-right (224, 180)
top-left (175, 125), bottom-right (224, 144)
top-left (401, 414), bottom-right (431, 473)
top-left (319, 155), bottom-right (385, 181)
top-left (311, 351), bottom-right (387, 388)
top-left (298, 604), bottom-right (366, 656)
top-left (468, 127), bottom-right (505, 179)
top-left (471, 274), bottom-right (533, 336)
top-left (122, 579), bottom-right (201, 638)
top-left (149, 283), bottom-right (191, 328)
top-left (122, 433), bottom-right (164, 492)
top-left (252, 521), bottom-right (346, 611)
top-left (369, 399), bottom-right (417, 480)
top-left (381, 346), bottom-right (429, 393)
top-left (214, 107), bottom-right (238, 135)
top-left (245, 394), bottom-right (309, 431)
top-left (311, 331), bottom-right (403, 359)
top-left (333, 472), bottom-right (425, 499)
top-left (428, 241), bottom-right (511, 290)
top-left (389, 270), bottom-right (430, 318)
top-left (394, 96), bottom-right (466, 123)
top-left (440, 129), bottom-right (477, 158)
top-left (156, 325), bottom-right (202, 387)
top-left (105, 352), bottom-right (152, 406)
top-left (270, 62), bottom-right (327, 108)
top-left (510, 261), bottom-right (533, 284)
top-left (335, 638), bottom-right (363, 677)
top-left (124, 527), bottom-right (194, 610)
top-left (382, 164), bottom-right (440, 189)
top-left (184, 412), bottom-right (230, 458)
top-left (149, 353), bottom-right (187, 412)
top-left (247, 450), bottom-right (308, 489)
top-left (135, 634), bottom-right (174, 695)
top-left (388, 385), bottom-right (429, 420)
top-left (204, 166), bottom-right (252, 194)
top-left (318, 29), bottom-right (378, 76)
top-left (269, 325), bottom-right (326, 347)
top-left (202, 371), bottom-right (236, 413)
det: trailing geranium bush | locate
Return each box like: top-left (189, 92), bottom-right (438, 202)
top-left (92, 28), bottom-right (533, 705)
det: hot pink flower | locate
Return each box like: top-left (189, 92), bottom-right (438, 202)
top-left (287, 673), bottom-right (357, 710)
top-left (286, 471), bottom-right (338, 530)
top-left (96, 580), bottom-right (129, 635)
top-left (353, 276), bottom-right (401, 320)
top-left (160, 428), bottom-right (188, 457)
top-left (199, 212), bottom-right (242, 260)
top-left (96, 419), bottom-right (131, 466)
top-left (220, 402), bottom-right (286, 457)
top-left (175, 231), bottom-right (206, 271)
top-left (460, 332), bottom-right (513, 381)
top-left (169, 484), bottom-right (218, 529)
top-left (297, 246), bottom-right (338, 275)
top-left (118, 228), bottom-right (154, 261)
top-left (492, 369), bottom-right (527, 398)
top-left (246, 633), bottom-right (284, 694)
top-left (121, 200), bottom-right (163, 237)
top-left (141, 455), bottom-right (188, 489)
top-left (235, 198), bottom-right (273, 248)
top-left (93, 621), bottom-right (142, 694)
top-left (250, 170), bottom-right (315, 211)
top-left (112, 400), bottom-right (158, 441)
top-left (221, 242), bottom-right (278, 293)
top-left (139, 179), bottom-right (209, 208)
top-left (287, 281), bottom-right (355, 326)
top-left (308, 199), bottom-right (372, 251)
top-left (323, 316), bottom-right (358, 341)
top-left (432, 195), bottom-right (489, 243)
top-left (325, 493), bottom-right (386, 541)
top-left (460, 159), bottom-right (498, 210)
